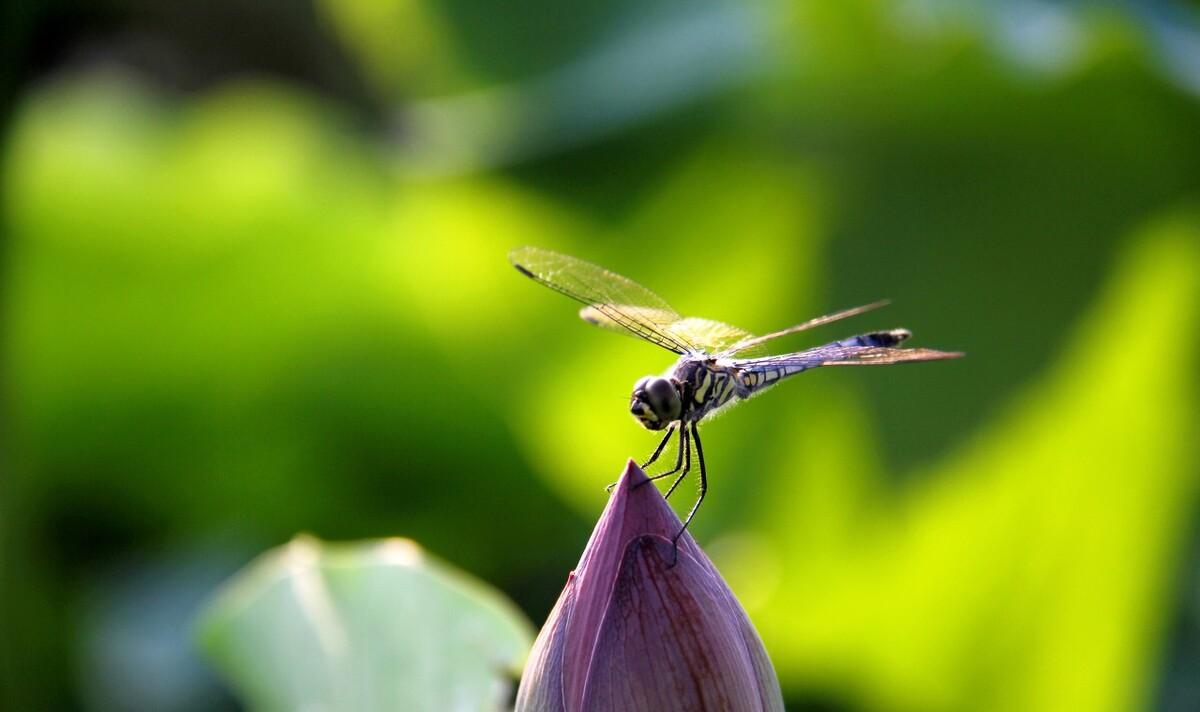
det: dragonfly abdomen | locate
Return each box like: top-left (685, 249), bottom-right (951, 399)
top-left (835, 329), bottom-right (910, 348)
top-left (731, 330), bottom-right (909, 396)
top-left (737, 363), bottom-right (810, 395)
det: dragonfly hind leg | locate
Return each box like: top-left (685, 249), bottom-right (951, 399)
top-left (669, 421), bottom-right (707, 568)
top-left (659, 426), bottom-right (691, 498)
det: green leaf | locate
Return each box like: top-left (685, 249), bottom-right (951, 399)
top-left (750, 219), bottom-right (1200, 711)
top-left (196, 535), bottom-right (534, 712)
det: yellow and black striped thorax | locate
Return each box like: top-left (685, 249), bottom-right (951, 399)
top-left (674, 358), bottom-right (740, 421)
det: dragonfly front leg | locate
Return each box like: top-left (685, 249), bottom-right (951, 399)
top-left (643, 425), bottom-right (688, 488)
top-left (669, 421), bottom-right (707, 567)
top-left (607, 424), bottom-right (677, 492)
top-left (641, 424), bottom-right (678, 469)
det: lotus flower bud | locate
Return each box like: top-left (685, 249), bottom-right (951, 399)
top-left (515, 460), bottom-right (784, 711)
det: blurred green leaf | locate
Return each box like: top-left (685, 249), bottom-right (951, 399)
top-left (196, 535), bottom-right (534, 712)
top-left (317, 0), bottom-right (475, 98)
top-left (390, 0), bottom-right (771, 173)
top-left (751, 221), bottom-right (1200, 711)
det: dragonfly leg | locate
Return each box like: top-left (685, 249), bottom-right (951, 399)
top-left (607, 424), bottom-right (677, 492)
top-left (660, 427), bottom-right (692, 499)
top-left (639, 426), bottom-right (687, 488)
top-left (641, 424), bottom-right (677, 469)
top-left (669, 422), bottom-right (707, 568)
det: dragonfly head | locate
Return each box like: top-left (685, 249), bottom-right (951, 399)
top-left (630, 376), bottom-right (681, 430)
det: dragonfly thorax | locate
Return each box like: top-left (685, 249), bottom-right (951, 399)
top-left (630, 376), bottom-right (681, 431)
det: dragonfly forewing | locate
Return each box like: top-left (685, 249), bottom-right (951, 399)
top-left (510, 247), bottom-right (694, 353)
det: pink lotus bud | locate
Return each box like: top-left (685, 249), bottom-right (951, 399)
top-left (516, 460), bottom-right (784, 711)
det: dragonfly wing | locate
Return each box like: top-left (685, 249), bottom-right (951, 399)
top-left (715, 300), bottom-right (891, 357)
top-left (818, 346), bottom-right (964, 365)
top-left (579, 311), bottom-right (770, 357)
top-left (510, 247), bottom-right (694, 354)
top-left (733, 344), bottom-right (963, 371)
top-left (727, 344), bottom-right (960, 397)
top-left (665, 317), bottom-right (767, 357)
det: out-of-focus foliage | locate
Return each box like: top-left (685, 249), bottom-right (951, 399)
top-left (197, 535), bottom-right (532, 712)
top-left (2, 0), bottom-right (1200, 710)
top-left (743, 229), bottom-right (1199, 712)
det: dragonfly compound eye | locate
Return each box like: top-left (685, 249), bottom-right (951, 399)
top-left (629, 376), bottom-right (680, 430)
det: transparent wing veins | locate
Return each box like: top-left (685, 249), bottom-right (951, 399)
top-left (732, 344), bottom-right (963, 371)
top-left (716, 300), bottom-right (891, 357)
top-left (511, 247), bottom-right (694, 354)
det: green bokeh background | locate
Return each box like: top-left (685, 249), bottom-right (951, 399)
top-left (2, 1), bottom-right (1199, 710)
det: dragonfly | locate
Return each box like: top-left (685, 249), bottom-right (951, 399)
top-left (510, 246), bottom-right (961, 556)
